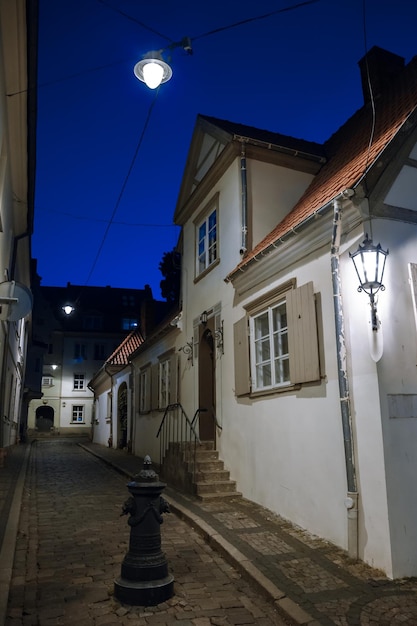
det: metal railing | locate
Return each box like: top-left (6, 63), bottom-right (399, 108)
top-left (191, 406), bottom-right (223, 432)
top-left (156, 403), bottom-right (201, 481)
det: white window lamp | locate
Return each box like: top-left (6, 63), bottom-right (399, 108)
top-left (350, 234), bottom-right (389, 331)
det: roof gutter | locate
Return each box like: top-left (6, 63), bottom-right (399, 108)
top-left (232, 134), bottom-right (326, 163)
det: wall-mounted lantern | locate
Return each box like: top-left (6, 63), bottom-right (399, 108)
top-left (350, 234), bottom-right (389, 331)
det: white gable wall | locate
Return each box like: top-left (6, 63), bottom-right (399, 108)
top-left (179, 151), bottom-right (393, 572)
top-left (92, 387), bottom-right (111, 446)
top-left (249, 160), bottom-right (315, 248)
top-left (132, 330), bottom-right (180, 463)
top-left (223, 227), bottom-right (393, 575)
top-left (359, 219), bottom-right (417, 578)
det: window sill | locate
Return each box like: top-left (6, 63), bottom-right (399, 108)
top-left (249, 383), bottom-right (301, 399)
top-left (194, 258), bottom-right (220, 284)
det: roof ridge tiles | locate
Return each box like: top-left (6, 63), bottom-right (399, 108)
top-left (227, 51), bottom-right (417, 280)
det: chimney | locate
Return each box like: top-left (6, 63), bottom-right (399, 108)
top-left (358, 46), bottom-right (405, 103)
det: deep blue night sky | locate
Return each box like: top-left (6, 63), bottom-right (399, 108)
top-left (33, 0), bottom-right (417, 300)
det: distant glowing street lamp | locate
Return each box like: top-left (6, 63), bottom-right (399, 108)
top-left (350, 234), bottom-right (389, 331)
top-left (134, 37), bottom-right (192, 90)
top-left (62, 304), bottom-right (75, 315)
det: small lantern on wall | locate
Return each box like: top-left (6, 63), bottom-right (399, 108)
top-left (350, 234), bottom-right (389, 331)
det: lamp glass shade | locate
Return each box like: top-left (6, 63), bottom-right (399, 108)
top-left (134, 53), bottom-right (173, 89)
top-left (350, 235), bottom-right (388, 295)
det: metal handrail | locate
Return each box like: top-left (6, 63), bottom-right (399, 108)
top-left (191, 406), bottom-right (223, 431)
top-left (156, 403), bottom-right (201, 483)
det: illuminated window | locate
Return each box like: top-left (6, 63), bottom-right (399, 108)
top-left (72, 405), bottom-right (84, 422)
top-left (122, 318), bottom-right (138, 330)
top-left (73, 373), bottom-right (85, 390)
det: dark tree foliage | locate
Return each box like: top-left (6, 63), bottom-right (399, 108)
top-left (159, 249), bottom-right (181, 305)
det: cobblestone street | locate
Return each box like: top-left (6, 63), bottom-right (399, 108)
top-left (5, 440), bottom-right (288, 625)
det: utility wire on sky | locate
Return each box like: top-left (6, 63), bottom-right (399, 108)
top-left (83, 89), bottom-right (160, 287)
top-left (46, 0), bottom-right (321, 288)
top-left (98, 0), bottom-right (320, 44)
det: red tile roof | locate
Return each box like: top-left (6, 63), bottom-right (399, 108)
top-left (106, 329), bottom-right (144, 366)
top-left (227, 53), bottom-right (417, 280)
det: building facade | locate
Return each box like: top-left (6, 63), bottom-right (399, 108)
top-left (0, 0), bottom-right (38, 453)
top-left (27, 283), bottom-right (168, 438)
top-left (91, 47), bottom-right (417, 579)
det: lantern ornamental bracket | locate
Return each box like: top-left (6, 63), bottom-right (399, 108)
top-left (349, 234), bottom-right (389, 331)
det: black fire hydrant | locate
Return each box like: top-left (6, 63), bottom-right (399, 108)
top-left (114, 455), bottom-right (174, 606)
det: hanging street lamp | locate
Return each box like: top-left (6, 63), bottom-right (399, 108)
top-left (133, 37), bottom-right (192, 89)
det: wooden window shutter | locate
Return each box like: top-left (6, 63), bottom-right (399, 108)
top-left (169, 353), bottom-right (178, 404)
top-left (144, 368), bottom-right (151, 412)
top-left (233, 316), bottom-right (251, 396)
top-left (151, 363), bottom-right (159, 410)
top-left (287, 281), bottom-right (320, 384)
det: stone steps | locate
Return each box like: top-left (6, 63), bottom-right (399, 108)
top-left (191, 444), bottom-right (241, 501)
top-left (162, 440), bottom-right (241, 501)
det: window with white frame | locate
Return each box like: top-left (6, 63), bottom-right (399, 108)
top-left (250, 300), bottom-right (289, 390)
top-left (234, 281), bottom-right (321, 396)
top-left (196, 196), bottom-right (218, 276)
top-left (73, 373), bottom-right (85, 390)
top-left (72, 405), bottom-right (84, 422)
top-left (149, 353), bottom-right (178, 411)
top-left (42, 376), bottom-right (54, 387)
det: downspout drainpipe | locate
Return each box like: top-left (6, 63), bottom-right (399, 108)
top-left (105, 366), bottom-right (114, 447)
top-left (129, 363), bottom-right (135, 453)
top-left (331, 197), bottom-right (359, 559)
top-left (240, 142), bottom-right (248, 255)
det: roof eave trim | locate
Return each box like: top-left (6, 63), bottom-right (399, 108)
top-left (233, 134), bottom-right (326, 163)
top-left (225, 189), bottom-right (354, 283)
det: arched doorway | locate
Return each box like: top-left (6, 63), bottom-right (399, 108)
top-left (118, 383), bottom-right (128, 449)
top-left (198, 322), bottom-right (216, 442)
top-left (36, 405), bottom-right (54, 432)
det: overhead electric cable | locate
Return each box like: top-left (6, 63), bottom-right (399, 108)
top-left (45, 0), bottom-right (322, 293)
top-left (83, 89), bottom-right (160, 287)
top-left (96, 0), bottom-right (320, 50)
top-left (28, 0), bottom-right (321, 95)
top-left (191, 0), bottom-right (320, 41)
top-left (97, 0), bottom-right (175, 42)
top-left (37, 206), bottom-right (177, 228)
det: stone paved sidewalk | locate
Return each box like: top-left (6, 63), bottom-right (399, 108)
top-left (5, 439), bottom-right (289, 626)
top-left (81, 441), bottom-right (417, 626)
